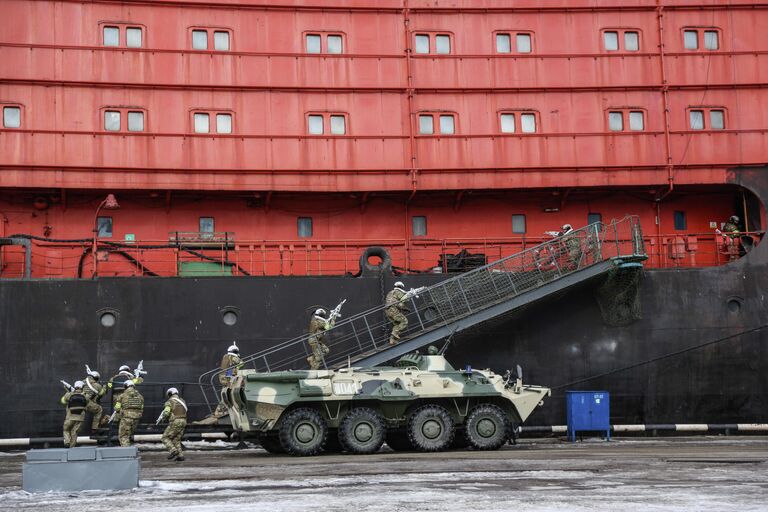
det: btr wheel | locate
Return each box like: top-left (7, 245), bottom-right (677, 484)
top-left (259, 434), bottom-right (285, 455)
top-left (385, 431), bottom-right (414, 452)
top-left (278, 408), bottom-right (328, 456)
top-left (407, 404), bottom-right (454, 452)
top-left (464, 404), bottom-right (510, 451)
top-left (338, 408), bottom-right (385, 455)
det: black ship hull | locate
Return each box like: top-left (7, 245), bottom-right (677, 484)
top-left (1, 168), bottom-right (766, 439)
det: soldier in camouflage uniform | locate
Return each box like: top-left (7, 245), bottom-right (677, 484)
top-left (159, 387), bottom-right (188, 461)
top-left (721, 215), bottom-right (741, 261)
top-left (113, 380), bottom-right (144, 447)
top-left (107, 365), bottom-right (143, 407)
top-left (385, 281), bottom-right (409, 345)
top-left (60, 381), bottom-right (87, 448)
top-left (214, 343), bottom-right (243, 417)
top-left (83, 370), bottom-right (107, 430)
top-left (307, 308), bottom-right (332, 370)
top-left (560, 224), bottom-right (582, 269)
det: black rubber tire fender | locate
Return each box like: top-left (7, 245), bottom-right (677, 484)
top-left (338, 408), bottom-right (386, 455)
top-left (464, 403), bottom-right (510, 451)
top-left (278, 408), bottom-right (328, 456)
top-left (407, 404), bottom-right (455, 452)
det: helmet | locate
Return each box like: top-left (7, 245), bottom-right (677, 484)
top-left (166, 387), bottom-right (179, 397)
top-left (394, 281), bottom-right (405, 289)
top-left (730, 215), bottom-right (739, 223)
top-left (561, 224), bottom-right (573, 233)
top-left (90, 371), bottom-right (100, 381)
top-left (118, 365), bottom-right (131, 373)
top-left (124, 380), bottom-right (135, 388)
top-left (314, 308), bottom-right (327, 317)
top-left (228, 341), bottom-right (239, 355)
top-left (73, 380), bottom-right (84, 390)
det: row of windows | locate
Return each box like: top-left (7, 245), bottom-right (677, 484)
top-left (97, 211), bottom-right (698, 239)
top-left (0, 105), bottom-right (730, 133)
top-left (96, 24), bottom-right (723, 54)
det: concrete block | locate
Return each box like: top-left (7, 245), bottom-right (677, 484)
top-left (22, 446), bottom-right (140, 492)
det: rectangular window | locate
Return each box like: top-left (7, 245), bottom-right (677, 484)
top-left (3, 106), bottom-right (20, 128)
top-left (327, 35), bottom-right (343, 54)
top-left (199, 217), bottom-right (215, 234)
top-left (684, 30), bottom-right (698, 50)
top-left (624, 31), bottom-right (639, 51)
top-left (97, 217), bottom-right (113, 238)
top-left (306, 34), bottom-right (321, 54)
top-left (419, 114), bottom-right (434, 134)
top-left (710, 110), bottom-right (724, 130)
top-left (214, 31), bottom-right (230, 51)
top-left (194, 112), bottom-right (210, 133)
top-left (126, 27), bottom-right (142, 48)
top-left (588, 213), bottom-right (602, 225)
top-left (500, 113), bottom-right (515, 133)
top-left (704, 30), bottom-right (719, 50)
top-left (103, 26), bottom-right (119, 47)
top-left (689, 110), bottom-right (704, 130)
top-left (604, 31), bottom-right (619, 51)
top-left (127, 111), bottom-right (144, 132)
top-left (496, 33), bottom-right (511, 53)
top-left (415, 34), bottom-right (430, 54)
top-left (608, 111), bottom-right (624, 131)
top-left (104, 110), bottom-right (121, 131)
top-left (439, 115), bottom-right (455, 134)
top-left (674, 211), bottom-right (687, 231)
top-left (520, 113), bottom-right (536, 133)
top-left (216, 113), bottom-right (232, 134)
top-left (298, 217), bottom-right (313, 238)
top-left (192, 30), bottom-right (208, 50)
top-left (435, 34), bottom-right (451, 54)
top-left (512, 214), bottom-right (526, 234)
top-left (412, 216), bottom-right (427, 237)
top-left (308, 115), bottom-right (324, 134)
top-left (330, 115), bottom-right (346, 135)
top-left (629, 111), bottom-right (644, 131)
top-left (516, 33), bottom-right (532, 53)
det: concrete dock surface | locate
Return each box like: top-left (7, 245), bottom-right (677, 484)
top-left (1, 436), bottom-right (766, 511)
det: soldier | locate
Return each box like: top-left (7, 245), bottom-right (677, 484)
top-left (83, 368), bottom-right (107, 431)
top-left (113, 380), bottom-right (144, 447)
top-left (214, 343), bottom-right (243, 417)
top-left (158, 387), bottom-right (188, 462)
top-left (307, 308), bottom-right (332, 370)
top-left (60, 380), bottom-right (87, 448)
top-left (720, 215), bottom-right (741, 261)
top-left (385, 281), bottom-right (409, 345)
top-left (723, 215), bottom-right (740, 237)
top-left (560, 224), bottom-right (582, 269)
top-left (107, 364), bottom-right (142, 407)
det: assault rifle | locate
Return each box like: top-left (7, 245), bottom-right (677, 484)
top-left (60, 380), bottom-right (74, 392)
top-left (403, 286), bottom-right (427, 301)
top-left (328, 299), bottom-right (347, 325)
top-left (108, 410), bottom-right (119, 423)
top-left (155, 411), bottom-right (166, 425)
top-left (134, 360), bottom-right (147, 379)
top-left (85, 364), bottom-right (97, 378)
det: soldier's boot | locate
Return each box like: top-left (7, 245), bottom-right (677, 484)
top-left (167, 451), bottom-right (178, 460)
top-left (175, 454), bottom-right (185, 462)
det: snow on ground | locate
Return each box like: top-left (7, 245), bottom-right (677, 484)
top-left (1, 438), bottom-right (767, 512)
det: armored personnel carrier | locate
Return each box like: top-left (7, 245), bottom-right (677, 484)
top-left (221, 348), bottom-right (550, 456)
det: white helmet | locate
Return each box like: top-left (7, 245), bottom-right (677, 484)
top-left (73, 380), bottom-right (84, 390)
top-left (228, 341), bottom-right (239, 355)
top-left (729, 215), bottom-right (739, 223)
top-left (118, 365), bottom-right (131, 373)
top-left (90, 371), bottom-right (100, 381)
top-left (124, 380), bottom-right (135, 388)
top-left (394, 281), bottom-right (405, 289)
top-left (166, 387), bottom-right (179, 397)
top-left (561, 224), bottom-right (573, 233)
top-left (314, 308), bottom-right (327, 317)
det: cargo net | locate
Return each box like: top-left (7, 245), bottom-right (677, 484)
top-left (594, 267), bottom-right (643, 327)
top-left (198, 216), bottom-right (647, 414)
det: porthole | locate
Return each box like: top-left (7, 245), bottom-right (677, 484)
top-left (726, 296), bottom-right (743, 314)
top-left (220, 306), bottom-right (240, 326)
top-left (99, 310), bottom-right (117, 327)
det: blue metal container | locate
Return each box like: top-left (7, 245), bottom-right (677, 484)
top-left (566, 390), bottom-right (610, 442)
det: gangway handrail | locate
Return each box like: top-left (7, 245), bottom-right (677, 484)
top-left (197, 215), bottom-right (646, 413)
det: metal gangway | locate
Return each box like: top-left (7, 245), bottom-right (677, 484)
top-left (198, 216), bottom-right (646, 414)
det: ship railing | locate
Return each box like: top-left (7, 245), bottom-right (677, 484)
top-left (197, 215), bottom-right (647, 414)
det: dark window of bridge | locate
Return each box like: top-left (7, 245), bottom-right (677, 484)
top-left (588, 213), bottom-right (602, 226)
top-left (97, 217), bottom-right (113, 238)
top-left (298, 217), bottom-right (313, 238)
top-left (412, 216), bottom-right (427, 237)
top-left (674, 211), bottom-right (687, 231)
top-left (512, 214), bottom-right (526, 234)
